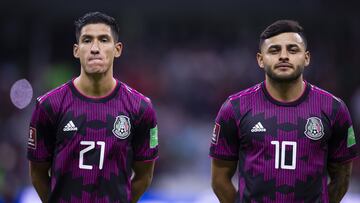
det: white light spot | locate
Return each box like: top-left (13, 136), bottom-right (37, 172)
top-left (10, 79), bottom-right (33, 109)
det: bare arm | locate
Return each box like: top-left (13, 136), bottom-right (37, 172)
top-left (29, 161), bottom-right (51, 203)
top-left (328, 161), bottom-right (353, 203)
top-left (211, 159), bottom-right (237, 203)
top-left (131, 160), bottom-right (155, 203)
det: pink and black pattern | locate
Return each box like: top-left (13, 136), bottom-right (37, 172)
top-left (28, 79), bottom-right (158, 203)
top-left (210, 81), bottom-right (358, 203)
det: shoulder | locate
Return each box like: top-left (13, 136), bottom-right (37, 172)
top-left (224, 83), bottom-right (262, 109)
top-left (36, 81), bottom-right (71, 105)
top-left (309, 83), bottom-right (346, 107)
top-left (218, 83), bottom-right (262, 117)
top-left (310, 83), bottom-right (341, 101)
top-left (228, 83), bottom-right (262, 101)
top-left (118, 81), bottom-right (154, 107)
top-left (308, 83), bottom-right (350, 123)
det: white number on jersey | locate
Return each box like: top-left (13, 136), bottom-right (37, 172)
top-left (79, 141), bottom-right (105, 170)
top-left (270, 141), bottom-right (297, 170)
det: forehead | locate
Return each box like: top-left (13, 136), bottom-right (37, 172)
top-left (262, 32), bottom-right (305, 49)
top-left (80, 23), bottom-right (112, 37)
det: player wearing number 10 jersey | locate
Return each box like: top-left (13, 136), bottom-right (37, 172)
top-left (28, 12), bottom-right (158, 203)
top-left (210, 20), bottom-right (358, 203)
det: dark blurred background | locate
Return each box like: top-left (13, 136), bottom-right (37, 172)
top-left (0, 0), bottom-right (359, 202)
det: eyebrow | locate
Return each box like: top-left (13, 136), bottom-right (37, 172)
top-left (267, 45), bottom-right (281, 50)
top-left (267, 44), bottom-right (300, 50)
top-left (80, 34), bottom-right (112, 40)
top-left (287, 44), bottom-right (300, 49)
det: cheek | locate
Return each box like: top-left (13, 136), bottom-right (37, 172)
top-left (263, 56), bottom-right (277, 65)
top-left (293, 55), bottom-right (306, 64)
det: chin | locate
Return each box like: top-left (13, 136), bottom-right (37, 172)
top-left (85, 66), bottom-right (108, 74)
top-left (271, 75), bottom-right (301, 83)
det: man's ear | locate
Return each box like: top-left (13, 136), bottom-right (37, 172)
top-left (114, 42), bottom-right (123, 58)
top-left (257, 52), bottom-right (265, 69)
top-left (304, 50), bottom-right (310, 67)
top-left (73, 44), bottom-right (79, 58)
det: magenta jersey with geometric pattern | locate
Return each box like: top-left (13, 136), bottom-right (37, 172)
top-left (210, 81), bottom-right (358, 203)
top-left (28, 79), bottom-right (158, 203)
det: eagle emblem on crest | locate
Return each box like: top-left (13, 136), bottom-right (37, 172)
top-left (304, 117), bottom-right (324, 140)
top-left (113, 115), bottom-right (131, 139)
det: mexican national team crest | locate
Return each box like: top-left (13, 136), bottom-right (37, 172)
top-left (113, 115), bottom-right (131, 139)
top-left (304, 117), bottom-right (324, 140)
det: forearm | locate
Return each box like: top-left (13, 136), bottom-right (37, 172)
top-left (29, 162), bottom-right (51, 203)
top-left (212, 179), bottom-right (236, 203)
top-left (328, 162), bottom-right (352, 203)
top-left (131, 175), bottom-right (152, 203)
top-left (328, 180), bottom-right (348, 203)
top-left (31, 173), bottom-right (51, 202)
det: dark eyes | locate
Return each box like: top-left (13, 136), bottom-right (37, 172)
top-left (82, 38), bottom-right (91, 43)
top-left (268, 49), bottom-right (279, 54)
top-left (288, 48), bottom-right (299, 53)
top-left (268, 48), bottom-right (299, 54)
top-left (100, 37), bottom-right (109, 42)
top-left (81, 37), bottom-right (109, 43)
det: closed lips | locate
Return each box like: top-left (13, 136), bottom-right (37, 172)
top-left (89, 57), bottom-right (102, 61)
top-left (275, 63), bottom-right (293, 68)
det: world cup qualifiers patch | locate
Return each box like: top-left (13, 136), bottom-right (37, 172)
top-left (28, 127), bottom-right (37, 149)
top-left (211, 123), bottom-right (221, 145)
top-left (150, 125), bottom-right (158, 149)
top-left (347, 126), bottom-right (356, 148)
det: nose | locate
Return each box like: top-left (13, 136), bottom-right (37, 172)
top-left (90, 41), bottom-right (100, 54)
top-left (279, 48), bottom-right (289, 61)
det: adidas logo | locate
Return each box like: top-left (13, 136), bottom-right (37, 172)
top-left (63, 120), bottom-right (78, 131)
top-left (251, 122), bottom-right (266, 132)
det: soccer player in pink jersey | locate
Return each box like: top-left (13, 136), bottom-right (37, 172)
top-left (28, 12), bottom-right (158, 203)
top-left (210, 20), bottom-right (358, 203)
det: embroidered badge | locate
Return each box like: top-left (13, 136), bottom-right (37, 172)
top-left (304, 117), bottom-right (324, 140)
top-left (211, 123), bottom-right (221, 144)
top-left (28, 127), bottom-right (37, 149)
top-left (113, 115), bottom-right (131, 139)
top-left (150, 125), bottom-right (158, 148)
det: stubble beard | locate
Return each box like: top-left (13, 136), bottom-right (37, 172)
top-left (264, 65), bottom-right (304, 83)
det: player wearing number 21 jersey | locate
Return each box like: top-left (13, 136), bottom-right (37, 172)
top-left (28, 80), bottom-right (158, 202)
top-left (210, 20), bottom-right (358, 203)
top-left (27, 12), bottom-right (158, 203)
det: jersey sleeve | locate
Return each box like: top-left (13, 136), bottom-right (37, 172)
top-left (328, 100), bottom-right (359, 163)
top-left (132, 99), bottom-right (159, 161)
top-left (27, 99), bottom-right (56, 162)
top-left (209, 98), bottom-right (239, 160)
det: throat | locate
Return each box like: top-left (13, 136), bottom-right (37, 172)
top-left (265, 78), bottom-right (305, 103)
top-left (74, 76), bottom-right (116, 98)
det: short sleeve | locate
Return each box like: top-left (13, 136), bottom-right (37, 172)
top-left (209, 99), bottom-right (239, 160)
top-left (132, 99), bottom-right (158, 161)
top-left (27, 100), bottom-right (56, 162)
top-left (328, 100), bottom-right (359, 163)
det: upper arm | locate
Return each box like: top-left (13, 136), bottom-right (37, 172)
top-left (211, 159), bottom-right (237, 182)
top-left (209, 99), bottom-right (239, 160)
top-left (132, 161), bottom-right (155, 178)
top-left (328, 100), bottom-right (358, 163)
top-left (132, 99), bottom-right (158, 161)
top-left (27, 100), bottom-right (56, 162)
top-left (29, 161), bottom-right (51, 179)
top-left (327, 161), bottom-right (353, 181)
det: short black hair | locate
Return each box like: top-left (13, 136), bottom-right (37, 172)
top-left (259, 20), bottom-right (307, 50)
top-left (74, 11), bottom-right (120, 42)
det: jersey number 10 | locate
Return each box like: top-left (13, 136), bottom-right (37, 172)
top-left (79, 141), bottom-right (105, 170)
top-left (270, 141), bottom-right (297, 170)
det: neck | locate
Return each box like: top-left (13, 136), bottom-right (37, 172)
top-left (265, 76), bottom-right (305, 102)
top-left (74, 71), bottom-right (116, 98)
